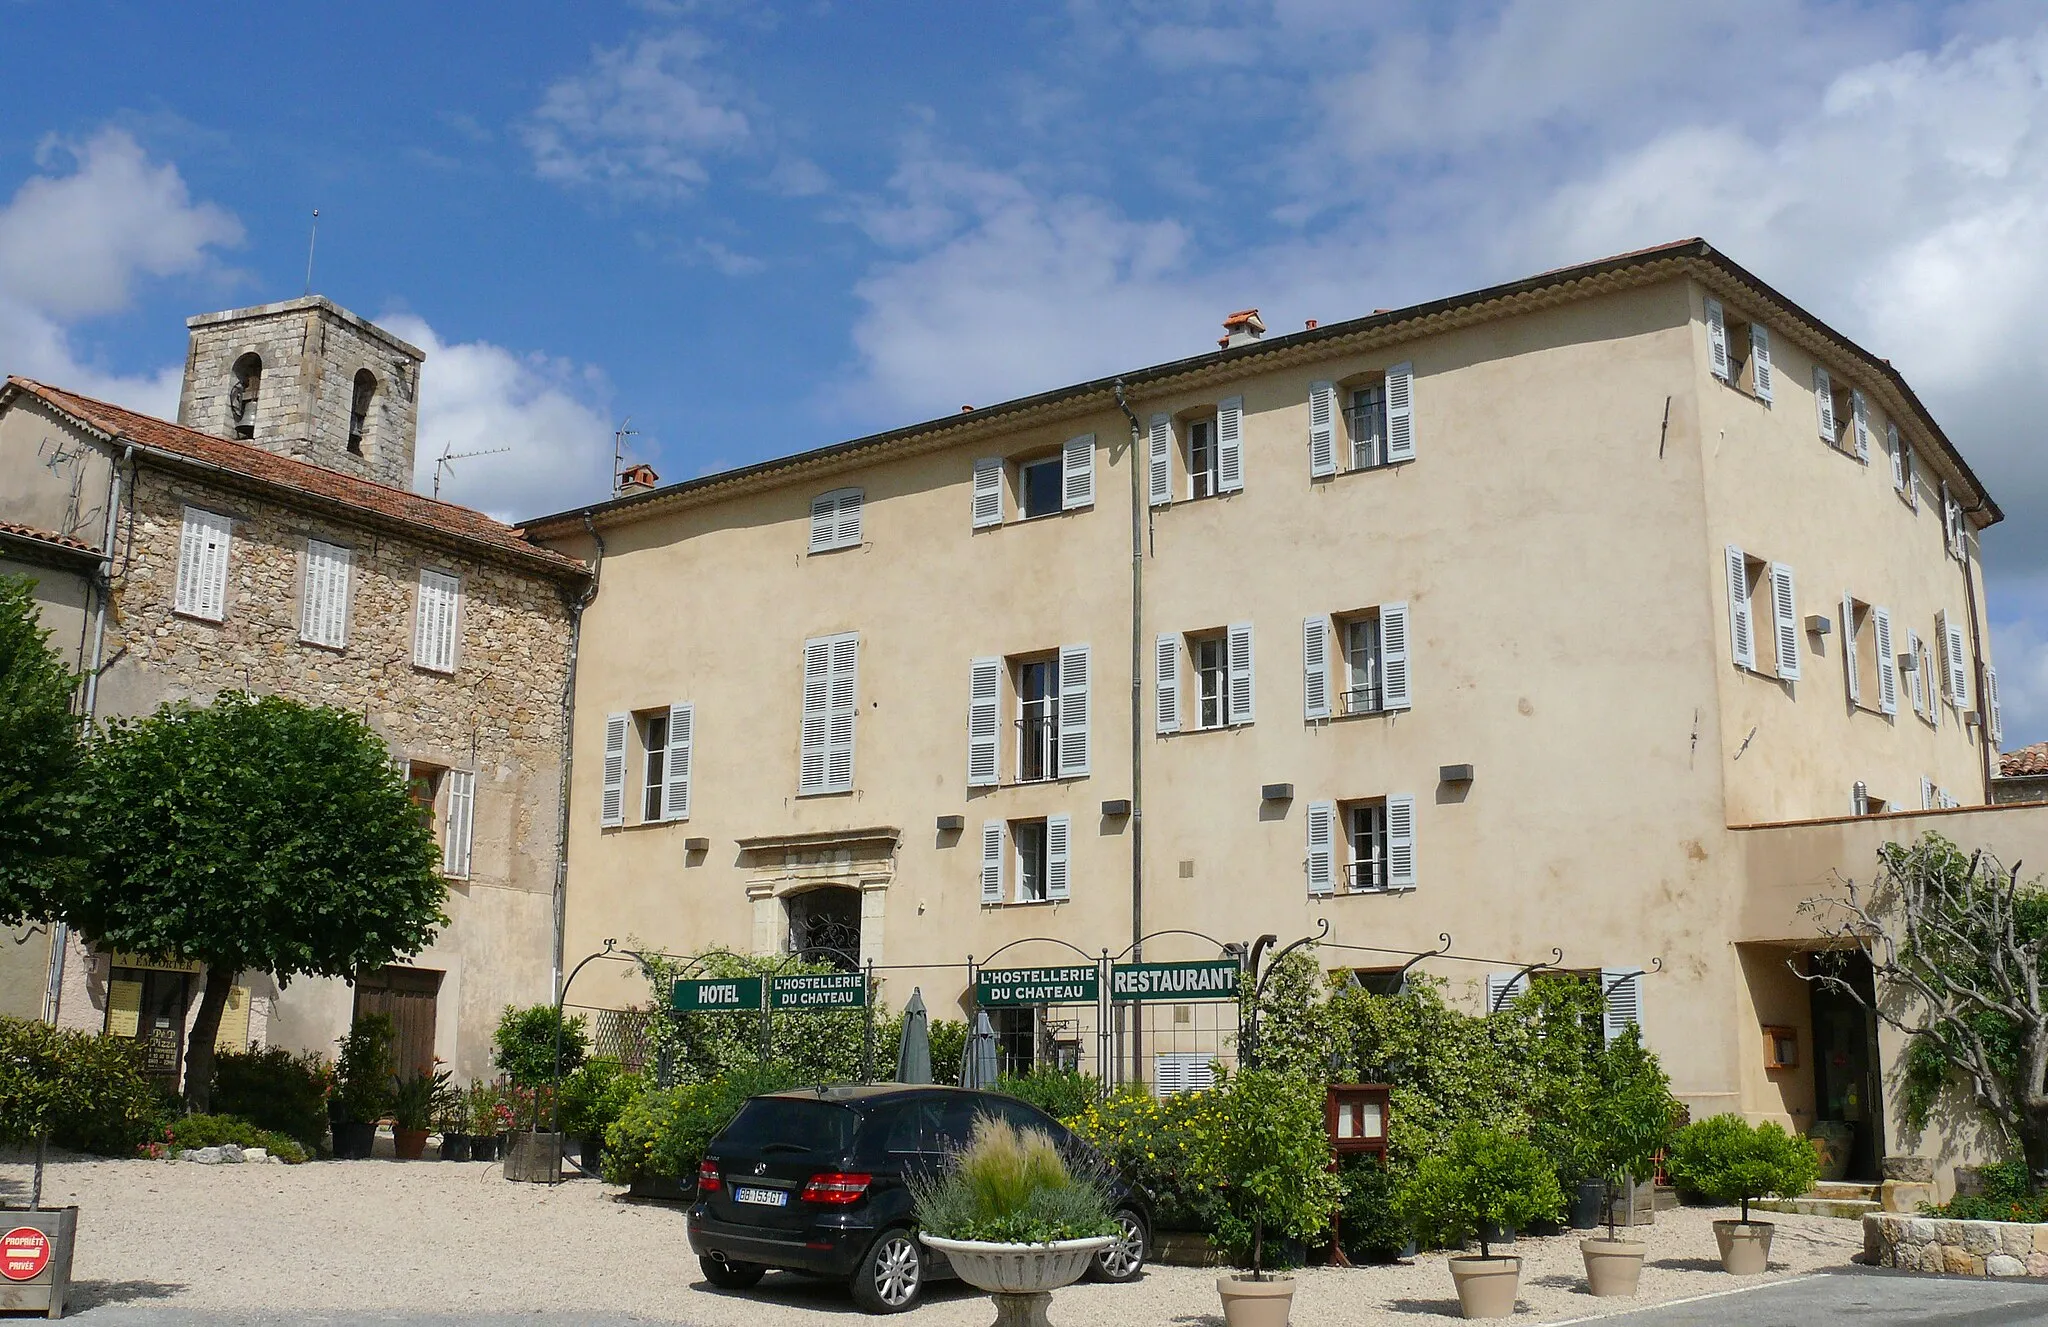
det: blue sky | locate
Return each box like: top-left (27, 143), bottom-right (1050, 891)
top-left (6, 1), bottom-right (2048, 742)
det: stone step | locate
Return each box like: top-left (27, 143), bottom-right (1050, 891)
top-left (1812, 1180), bottom-right (1882, 1201)
top-left (1752, 1196), bottom-right (1882, 1219)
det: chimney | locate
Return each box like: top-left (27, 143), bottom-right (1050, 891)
top-left (1218, 308), bottom-right (1266, 349)
top-left (616, 462), bottom-right (661, 495)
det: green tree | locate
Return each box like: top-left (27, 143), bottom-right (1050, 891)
top-left (493, 1002), bottom-right (588, 1087)
top-left (0, 574), bottom-right (86, 922)
top-left (1397, 1123), bottom-right (1566, 1258)
top-left (1194, 1069), bottom-right (1344, 1276)
top-left (1579, 1025), bottom-right (1679, 1238)
top-left (66, 692), bottom-right (446, 1110)
top-left (1665, 1113), bottom-right (1818, 1223)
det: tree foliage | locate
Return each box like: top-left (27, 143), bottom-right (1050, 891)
top-left (1188, 1069), bottom-right (1344, 1275)
top-left (0, 573), bottom-right (86, 922)
top-left (66, 692), bottom-right (446, 1107)
top-left (1665, 1113), bottom-right (1818, 1223)
top-left (493, 1002), bottom-right (588, 1088)
top-left (1397, 1123), bottom-right (1566, 1258)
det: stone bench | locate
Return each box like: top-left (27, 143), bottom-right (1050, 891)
top-left (1863, 1212), bottom-right (2048, 1277)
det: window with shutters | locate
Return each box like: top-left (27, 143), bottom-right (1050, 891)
top-left (1704, 300), bottom-right (1773, 403)
top-left (969, 647), bottom-right (1089, 786)
top-left (1346, 381), bottom-right (1388, 471)
top-left (1888, 424), bottom-right (1919, 509)
top-left (1182, 630), bottom-right (1254, 731)
top-left (809, 487), bottom-right (863, 553)
top-left (1724, 548), bottom-right (1799, 680)
top-left (442, 769), bottom-right (475, 879)
top-left (799, 632), bottom-right (859, 795)
top-left (299, 538), bottom-right (352, 649)
top-left (1187, 415), bottom-right (1220, 500)
top-left (1014, 818), bottom-right (1049, 903)
top-left (175, 507), bottom-right (233, 622)
top-left (1335, 795), bottom-right (1416, 894)
top-left (413, 569), bottom-right (461, 673)
top-left (1840, 596), bottom-right (1897, 716)
top-left (1814, 366), bottom-right (1858, 459)
top-left (983, 816), bottom-right (1071, 905)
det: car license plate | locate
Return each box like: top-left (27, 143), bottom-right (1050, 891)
top-left (735, 1186), bottom-right (787, 1207)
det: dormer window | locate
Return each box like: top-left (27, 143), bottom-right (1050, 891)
top-left (229, 353), bottom-right (262, 440)
top-left (348, 370), bottom-right (377, 455)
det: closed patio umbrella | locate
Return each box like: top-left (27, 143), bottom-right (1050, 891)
top-left (896, 988), bottom-right (931, 1084)
top-left (959, 1009), bottom-right (999, 1089)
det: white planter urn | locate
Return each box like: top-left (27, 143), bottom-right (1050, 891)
top-left (919, 1235), bottom-right (1114, 1327)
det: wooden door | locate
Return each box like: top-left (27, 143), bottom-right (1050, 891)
top-left (353, 967), bottom-right (443, 1078)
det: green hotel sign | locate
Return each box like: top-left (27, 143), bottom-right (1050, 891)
top-left (976, 965), bottom-right (1099, 1007)
top-left (1109, 960), bottom-right (1241, 1002)
top-left (770, 972), bottom-right (868, 1010)
top-left (671, 976), bottom-right (763, 1012)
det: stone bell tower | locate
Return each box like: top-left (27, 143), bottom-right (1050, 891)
top-left (175, 295), bottom-right (426, 491)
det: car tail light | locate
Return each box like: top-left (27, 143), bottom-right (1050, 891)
top-left (698, 1158), bottom-right (721, 1192)
top-left (800, 1171), bottom-right (872, 1204)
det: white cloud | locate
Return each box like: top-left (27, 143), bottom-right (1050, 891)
top-left (383, 315), bottom-right (617, 523)
top-left (525, 30), bottom-right (751, 198)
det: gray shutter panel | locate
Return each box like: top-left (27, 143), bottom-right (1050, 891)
top-left (967, 657), bottom-right (1001, 788)
top-left (176, 510), bottom-right (205, 615)
top-left (1903, 442), bottom-right (1918, 509)
top-left (1942, 614), bottom-right (1969, 708)
top-left (1486, 972), bottom-right (1529, 1013)
top-left (324, 543), bottom-right (351, 646)
top-left (600, 713), bottom-right (629, 827)
top-left (1379, 602), bottom-right (1411, 710)
top-left (1873, 608), bottom-right (1896, 715)
top-left (1384, 362), bottom-right (1416, 462)
top-left (1725, 546), bottom-right (1755, 670)
top-left (1705, 298), bottom-right (1729, 380)
top-left (810, 493), bottom-right (836, 552)
top-left (1814, 366), bottom-right (1836, 442)
top-left (1057, 643), bottom-right (1091, 778)
top-left (980, 821), bottom-right (1005, 903)
top-left (1841, 593), bottom-right (1860, 707)
top-left (1302, 616), bottom-right (1330, 720)
top-left (1216, 397), bottom-right (1244, 493)
top-left (1889, 423), bottom-right (1906, 491)
top-left (1988, 665), bottom-right (2004, 746)
top-left (1155, 633), bottom-right (1181, 734)
top-left (1307, 381), bottom-right (1337, 478)
top-left (827, 633), bottom-right (859, 792)
top-left (1148, 414), bottom-right (1173, 507)
top-left (1601, 968), bottom-right (1643, 1043)
top-left (1226, 621), bottom-right (1255, 725)
top-left (1046, 814), bottom-right (1071, 900)
top-left (1921, 776), bottom-right (1935, 811)
top-left (664, 703), bottom-right (694, 820)
top-left (1906, 630), bottom-right (1927, 717)
top-left (836, 489), bottom-right (863, 547)
top-left (1305, 800), bottom-right (1335, 896)
top-left (799, 637), bottom-right (832, 793)
top-left (1851, 389), bottom-right (1871, 462)
top-left (442, 769), bottom-right (475, 879)
top-left (972, 457), bottom-right (1003, 529)
top-left (1385, 794), bottom-right (1416, 890)
top-left (1770, 563), bottom-right (1800, 680)
top-left (1750, 325), bottom-right (1774, 401)
top-left (1062, 434), bottom-right (1095, 510)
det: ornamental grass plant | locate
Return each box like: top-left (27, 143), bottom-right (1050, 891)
top-left (913, 1115), bottom-right (1117, 1245)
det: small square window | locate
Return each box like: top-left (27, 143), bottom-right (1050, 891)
top-left (1020, 456), bottom-right (1063, 519)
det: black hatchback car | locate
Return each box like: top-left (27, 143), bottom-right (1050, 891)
top-left (686, 1084), bottom-right (1150, 1313)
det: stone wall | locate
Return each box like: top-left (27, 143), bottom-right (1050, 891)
top-left (1863, 1212), bottom-right (2048, 1277)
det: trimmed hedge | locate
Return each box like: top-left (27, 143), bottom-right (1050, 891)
top-left (211, 1047), bottom-right (330, 1150)
top-left (0, 1016), bottom-right (165, 1155)
top-left (602, 1064), bottom-right (795, 1185)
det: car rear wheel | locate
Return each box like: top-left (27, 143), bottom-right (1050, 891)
top-left (1088, 1208), bottom-right (1148, 1283)
top-left (850, 1227), bottom-right (925, 1313)
top-left (699, 1256), bottom-right (766, 1289)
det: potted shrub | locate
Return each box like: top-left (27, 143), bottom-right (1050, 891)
top-left (1575, 1027), bottom-right (1677, 1297)
top-left (1665, 1113), bottom-right (1818, 1274)
top-left (1194, 1069), bottom-right (1342, 1327)
top-left (493, 1004), bottom-right (586, 1184)
top-left (1398, 1124), bottom-right (1565, 1320)
top-left (389, 1067), bottom-right (449, 1160)
top-left (435, 1087), bottom-right (470, 1162)
top-left (914, 1115), bottom-right (1116, 1324)
top-left (0, 1019), bottom-right (87, 1317)
top-left (466, 1082), bottom-right (506, 1162)
top-left (332, 1014), bottom-right (394, 1160)
top-left (561, 1059), bottom-right (641, 1176)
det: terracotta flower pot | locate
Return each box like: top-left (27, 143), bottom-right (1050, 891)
top-left (393, 1127), bottom-right (429, 1160)
top-left (1713, 1219), bottom-right (1773, 1274)
top-left (1580, 1237), bottom-right (1646, 1297)
top-left (1448, 1254), bottom-right (1521, 1319)
top-left (1216, 1272), bottom-right (1295, 1327)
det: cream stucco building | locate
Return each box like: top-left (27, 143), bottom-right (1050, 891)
top-left (527, 238), bottom-right (2016, 1189)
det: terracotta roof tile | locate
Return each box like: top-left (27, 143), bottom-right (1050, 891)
top-left (0, 520), bottom-right (99, 556)
top-left (2000, 742), bottom-right (2048, 778)
top-left (3, 377), bottom-right (584, 579)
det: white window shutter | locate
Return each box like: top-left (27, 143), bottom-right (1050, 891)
top-left (1302, 616), bottom-right (1330, 720)
top-left (1750, 325), bottom-right (1774, 402)
top-left (836, 489), bottom-right (863, 547)
top-left (1841, 593), bottom-right (1860, 707)
top-left (1062, 434), bottom-right (1095, 510)
top-left (1902, 443), bottom-right (1918, 509)
top-left (1770, 563), bottom-right (1800, 680)
top-left (1379, 602), bottom-right (1412, 710)
top-left (1307, 381), bottom-right (1337, 478)
top-left (600, 713), bottom-right (629, 827)
top-left (826, 633), bottom-right (859, 792)
top-left (1147, 414), bottom-right (1173, 508)
top-left (301, 539), bottom-right (351, 648)
top-left (1385, 794), bottom-right (1416, 890)
top-left (810, 488), bottom-right (863, 552)
top-left (980, 821), bottom-right (1005, 903)
top-left (1814, 366), bottom-right (1836, 442)
top-left (1154, 1052), bottom-right (1215, 1099)
top-left (1601, 968), bottom-right (1643, 1043)
top-left (1058, 643), bottom-right (1091, 778)
top-left (1873, 608), bottom-right (1897, 715)
top-left (1226, 621), bottom-right (1255, 725)
top-left (1305, 800), bottom-right (1335, 896)
top-left (967, 657), bottom-right (1001, 788)
top-left (1046, 814), bottom-right (1071, 900)
top-left (1154, 633), bottom-right (1181, 734)
top-left (971, 457), bottom-right (1003, 529)
top-left (1725, 546), bottom-right (1755, 670)
top-left (664, 703), bottom-right (694, 820)
top-left (176, 511), bottom-right (203, 615)
top-left (1921, 776), bottom-right (1935, 811)
top-left (1216, 396), bottom-right (1244, 493)
top-left (414, 570), bottom-right (460, 672)
top-left (443, 769), bottom-right (475, 878)
top-left (1941, 614), bottom-right (1969, 708)
top-left (1384, 362), bottom-right (1416, 461)
top-left (1907, 630), bottom-right (1927, 717)
top-left (1485, 972), bottom-right (1529, 1013)
top-left (178, 508), bottom-right (232, 621)
top-left (1988, 665), bottom-right (2004, 746)
top-left (1705, 298), bottom-right (1729, 381)
top-left (1888, 424), bottom-right (1905, 492)
top-left (800, 637), bottom-right (832, 793)
top-left (1851, 390), bottom-right (1871, 462)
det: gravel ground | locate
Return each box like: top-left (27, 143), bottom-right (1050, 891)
top-left (3, 1153), bottom-right (1864, 1324)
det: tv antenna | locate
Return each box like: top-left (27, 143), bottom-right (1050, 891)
top-left (612, 417), bottom-right (640, 494)
top-left (432, 441), bottom-right (511, 499)
top-left (304, 209), bottom-right (320, 295)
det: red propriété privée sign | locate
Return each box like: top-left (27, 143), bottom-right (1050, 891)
top-left (0, 1227), bottom-right (50, 1281)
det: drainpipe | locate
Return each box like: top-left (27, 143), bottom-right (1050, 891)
top-left (49, 443), bottom-right (133, 1024)
top-left (1113, 379), bottom-right (1144, 1087)
top-left (549, 514), bottom-right (604, 1000)
top-left (1961, 497), bottom-right (1992, 804)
